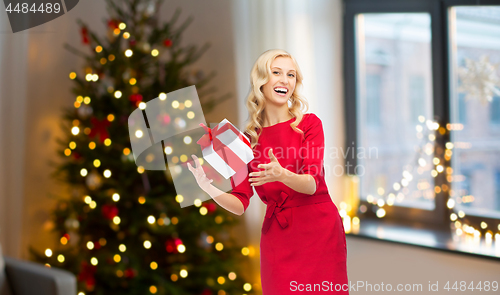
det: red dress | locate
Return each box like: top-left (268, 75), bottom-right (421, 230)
top-left (230, 113), bottom-right (349, 294)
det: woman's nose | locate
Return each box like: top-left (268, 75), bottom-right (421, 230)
top-left (279, 75), bottom-right (288, 84)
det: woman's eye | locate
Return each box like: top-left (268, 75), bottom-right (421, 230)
top-left (288, 74), bottom-right (295, 77)
top-left (273, 71), bottom-right (280, 75)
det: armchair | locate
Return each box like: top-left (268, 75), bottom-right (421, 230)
top-left (0, 244), bottom-right (76, 295)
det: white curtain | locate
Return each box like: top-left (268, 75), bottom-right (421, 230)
top-left (0, 17), bottom-right (29, 257)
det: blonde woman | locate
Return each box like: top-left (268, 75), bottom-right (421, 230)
top-left (188, 49), bottom-right (349, 294)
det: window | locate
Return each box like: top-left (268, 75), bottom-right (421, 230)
top-left (495, 171), bottom-right (500, 211)
top-left (491, 95), bottom-right (500, 125)
top-left (457, 170), bottom-right (472, 208)
top-left (450, 5), bottom-right (500, 221)
top-left (344, 0), bottom-right (500, 257)
top-left (353, 11), bottom-right (436, 220)
top-left (409, 75), bottom-right (426, 124)
top-left (458, 92), bottom-right (467, 124)
top-left (366, 74), bottom-right (381, 126)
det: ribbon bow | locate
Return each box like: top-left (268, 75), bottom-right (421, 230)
top-left (196, 123), bottom-right (214, 149)
top-left (196, 123), bottom-right (250, 150)
top-left (262, 191), bottom-right (291, 234)
top-left (196, 122), bottom-right (252, 176)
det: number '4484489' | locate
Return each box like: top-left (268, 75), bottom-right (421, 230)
top-left (5, 2), bottom-right (61, 14)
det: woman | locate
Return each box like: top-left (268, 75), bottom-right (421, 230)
top-left (188, 49), bottom-right (349, 294)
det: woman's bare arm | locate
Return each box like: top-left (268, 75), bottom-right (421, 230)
top-left (203, 184), bottom-right (245, 216)
top-left (278, 171), bottom-right (316, 195)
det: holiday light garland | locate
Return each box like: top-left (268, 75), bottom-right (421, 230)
top-left (342, 113), bottom-right (500, 255)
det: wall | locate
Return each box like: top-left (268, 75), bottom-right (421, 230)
top-left (0, 9), bottom-right (29, 258)
top-left (346, 236), bottom-right (500, 294)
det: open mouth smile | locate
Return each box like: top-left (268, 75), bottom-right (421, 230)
top-left (274, 86), bottom-right (288, 97)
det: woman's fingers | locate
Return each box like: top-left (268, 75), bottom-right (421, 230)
top-left (268, 148), bottom-right (279, 163)
top-left (258, 162), bottom-right (278, 170)
top-left (187, 162), bottom-right (205, 182)
top-left (191, 154), bottom-right (202, 169)
top-left (188, 164), bottom-right (201, 179)
top-left (187, 156), bottom-right (214, 191)
top-left (249, 171), bottom-right (265, 177)
top-left (188, 155), bottom-right (206, 174)
top-left (187, 162), bottom-right (194, 173)
top-left (188, 163), bottom-right (200, 176)
top-left (250, 175), bottom-right (270, 183)
top-left (251, 180), bottom-right (266, 186)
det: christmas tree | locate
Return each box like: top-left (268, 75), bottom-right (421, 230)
top-left (30, 1), bottom-right (254, 294)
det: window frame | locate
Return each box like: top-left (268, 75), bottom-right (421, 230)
top-left (343, 0), bottom-right (500, 231)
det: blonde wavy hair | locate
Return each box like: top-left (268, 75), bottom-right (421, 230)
top-left (244, 49), bottom-right (309, 148)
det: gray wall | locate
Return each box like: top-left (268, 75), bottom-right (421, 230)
top-left (346, 236), bottom-right (500, 294)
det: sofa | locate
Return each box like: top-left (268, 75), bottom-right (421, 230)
top-left (0, 243), bottom-right (76, 295)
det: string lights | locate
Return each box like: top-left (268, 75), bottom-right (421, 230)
top-left (343, 114), bottom-right (500, 255)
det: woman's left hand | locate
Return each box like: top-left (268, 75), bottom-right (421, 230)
top-left (249, 148), bottom-right (289, 186)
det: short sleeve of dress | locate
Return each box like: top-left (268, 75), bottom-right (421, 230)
top-left (229, 163), bottom-right (253, 213)
top-left (299, 114), bottom-right (325, 193)
top-left (228, 131), bottom-right (254, 213)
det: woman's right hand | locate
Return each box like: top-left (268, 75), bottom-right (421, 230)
top-left (187, 154), bottom-right (213, 192)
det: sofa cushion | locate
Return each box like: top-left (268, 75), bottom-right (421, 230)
top-left (0, 243), bottom-right (13, 295)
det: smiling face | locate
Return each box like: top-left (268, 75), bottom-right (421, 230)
top-left (261, 56), bottom-right (297, 107)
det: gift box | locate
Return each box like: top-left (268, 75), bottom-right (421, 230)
top-left (197, 119), bottom-right (254, 179)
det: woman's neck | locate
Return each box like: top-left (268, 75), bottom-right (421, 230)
top-left (262, 106), bottom-right (293, 127)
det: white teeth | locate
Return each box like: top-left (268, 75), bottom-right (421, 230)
top-left (274, 87), bottom-right (288, 94)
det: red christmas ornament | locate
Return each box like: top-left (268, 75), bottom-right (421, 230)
top-left (81, 27), bottom-right (89, 45)
top-left (63, 233), bottom-right (70, 240)
top-left (165, 238), bottom-right (180, 253)
top-left (124, 268), bottom-right (136, 278)
top-left (129, 93), bottom-right (143, 107)
top-left (201, 288), bottom-right (213, 295)
top-left (101, 204), bottom-right (118, 220)
top-left (72, 151), bottom-right (82, 160)
top-left (107, 19), bottom-right (120, 30)
top-left (89, 117), bottom-right (110, 143)
top-left (78, 261), bottom-right (96, 290)
top-left (163, 39), bottom-right (173, 47)
top-left (165, 240), bottom-right (174, 253)
top-left (203, 203), bottom-right (217, 214)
